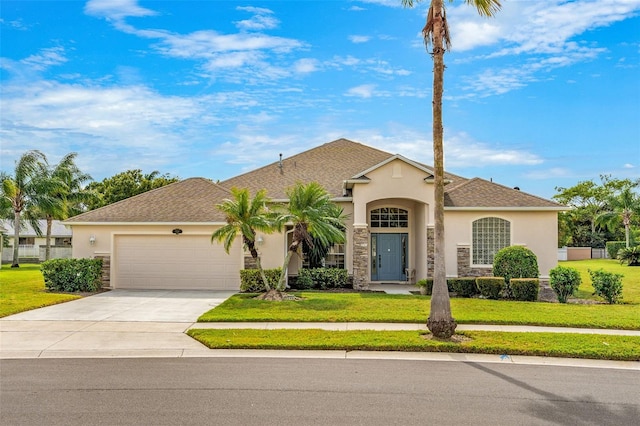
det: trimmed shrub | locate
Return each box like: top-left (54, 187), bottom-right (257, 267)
top-left (476, 277), bottom-right (504, 299)
top-left (549, 265), bottom-right (581, 303)
top-left (415, 278), bottom-right (433, 295)
top-left (239, 268), bottom-right (281, 292)
top-left (493, 246), bottom-right (539, 299)
top-left (617, 246), bottom-right (640, 266)
top-left (589, 269), bottom-right (624, 304)
top-left (296, 268), bottom-right (349, 290)
top-left (448, 278), bottom-right (478, 297)
top-left (41, 258), bottom-right (103, 292)
top-left (606, 241), bottom-right (626, 260)
top-left (510, 278), bottom-right (539, 302)
top-left (493, 246), bottom-right (540, 282)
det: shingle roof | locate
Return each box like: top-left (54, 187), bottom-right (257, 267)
top-left (65, 178), bottom-right (231, 223)
top-left (2, 219), bottom-right (72, 237)
top-left (444, 178), bottom-right (564, 209)
top-left (218, 138), bottom-right (394, 199)
top-left (65, 139), bottom-right (563, 223)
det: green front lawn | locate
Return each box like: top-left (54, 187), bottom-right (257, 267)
top-left (0, 263), bottom-right (81, 317)
top-left (198, 292), bottom-right (640, 330)
top-left (187, 329), bottom-right (640, 361)
top-left (562, 259), bottom-right (640, 303)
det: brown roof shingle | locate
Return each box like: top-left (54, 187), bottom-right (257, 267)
top-left (65, 178), bottom-right (231, 223)
top-left (444, 178), bottom-right (564, 208)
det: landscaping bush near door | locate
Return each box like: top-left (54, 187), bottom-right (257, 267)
top-left (295, 268), bottom-right (349, 290)
top-left (549, 265), bottom-right (582, 303)
top-left (41, 258), bottom-right (103, 292)
top-left (493, 246), bottom-right (539, 299)
top-left (475, 277), bottom-right (504, 299)
top-left (510, 278), bottom-right (539, 302)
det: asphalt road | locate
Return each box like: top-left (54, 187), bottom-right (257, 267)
top-left (1, 358), bottom-right (638, 425)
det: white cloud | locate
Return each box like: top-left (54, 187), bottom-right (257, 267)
top-left (624, 163), bottom-right (635, 169)
top-left (20, 47), bottom-right (67, 71)
top-left (349, 35), bottom-right (371, 43)
top-left (444, 133), bottom-right (543, 168)
top-left (294, 58), bottom-right (319, 74)
top-left (346, 84), bottom-right (377, 98)
top-left (84, 0), bottom-right (156, 21)
top-left (234, 6), bottom-right (279, 31)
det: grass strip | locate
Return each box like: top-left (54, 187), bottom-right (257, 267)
top-left (0, 264), bottom-right (80, 318)
top-left (198, 292), bottom-right (640, 330)
top-left (187, 329), bottom-right (640, 361)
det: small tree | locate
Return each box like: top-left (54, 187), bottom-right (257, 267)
top-left (211, 188), bottom-right (277, 292)
top-left (589, 269), bottom-right (624, 304)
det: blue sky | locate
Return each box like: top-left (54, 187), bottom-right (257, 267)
top-left (1, 0), bottom-right (639, 199)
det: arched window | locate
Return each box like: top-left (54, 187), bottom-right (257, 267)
top-left (472, 217), bottom-right (510, 265)
top-left (370, 208), bottom-right (408, 228)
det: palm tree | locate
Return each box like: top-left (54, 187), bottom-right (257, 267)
top-left (597, 186), bottom-right (640, 248)
top-left (39, 153), bottom-right (94, 260)
top-left (402, 0), bottom-right (501, 338)
top-left (271, 182), bottom-right (346, 299)
top-left (1, 150), bottom-right (58, 267)
top-left (212, 188), bottom-right (278, 291)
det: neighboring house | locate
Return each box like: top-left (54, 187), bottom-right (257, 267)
top-left (65, 139), bottom-right (565, 290)
top-left (1, 220), bottom-right (73, 263)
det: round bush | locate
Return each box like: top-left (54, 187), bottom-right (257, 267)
top-left (549, 265), bottom-right (581, 303)
top-left (493, 246), bottom-right (539, 283)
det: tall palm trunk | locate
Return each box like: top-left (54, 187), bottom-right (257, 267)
top-left (45, 215), bottom-right (53, 261)
top-left (245, 236), bottom-right (272, 291)
top-left (426, 0), bottom-right (456, 338)
top-left (11, 210), bottom-right (21, 268)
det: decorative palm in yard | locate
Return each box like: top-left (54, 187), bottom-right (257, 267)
top-left (402, 0), bottom-right (501, 338)
top-left (212, 188), bottom-right (277, 292)
top-left (272, 182), bottom-right (347, 300)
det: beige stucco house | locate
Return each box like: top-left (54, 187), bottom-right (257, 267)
top-left (65, 139), bottom-right (564, 290)
top-left (2, 220), bottom-right (73, 263)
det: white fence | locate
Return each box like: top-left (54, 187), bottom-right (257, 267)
top-left (2, 245), bottom-right (72, 262)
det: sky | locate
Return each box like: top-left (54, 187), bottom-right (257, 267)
top-left (1, 0), bottom-right (639, 200)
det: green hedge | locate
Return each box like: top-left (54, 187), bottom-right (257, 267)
top-left (239, 268), bottom-right (282, 292)
top-left (41, 258), bottom-right (103, 292)
top-left (294, 268), bottom-right (350, 290)
top-left (448, 278), bottom-right (478, 297)
top-left (475, 277), bottom-right (504, 299)
top-left (606, 241), bottom-right (626, 260)
top-left (510, 278), bottom-right (539, 302)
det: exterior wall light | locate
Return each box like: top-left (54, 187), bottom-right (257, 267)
top-left (89, 235), bottom-right (96, 245)
top-left (256, 235), bottom-right (264, 245)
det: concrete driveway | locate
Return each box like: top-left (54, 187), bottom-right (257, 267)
top-left (0, 290), bottom-right (235, 358)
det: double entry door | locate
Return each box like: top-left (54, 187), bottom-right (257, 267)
top-left (371, 233), bottom-right (407, 281)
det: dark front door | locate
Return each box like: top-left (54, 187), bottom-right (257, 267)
top-left (372, 233), bottom-right (406, 281)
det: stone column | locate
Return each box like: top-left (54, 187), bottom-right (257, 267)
top-left (94, 255), bottom-right (111, 288)
top-left (352, 225), bottom-right (369, 290)
top-left (426, 226), bottom-right (434, 278)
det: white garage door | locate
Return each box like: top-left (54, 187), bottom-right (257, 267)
top-left (114, 235), bottom-right (241, 290)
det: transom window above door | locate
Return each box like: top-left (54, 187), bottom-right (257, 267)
top-left (370, 207), bottom-right (408, 228)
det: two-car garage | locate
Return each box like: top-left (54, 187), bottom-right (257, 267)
top-left (113, 235), bottom-right (241, 290)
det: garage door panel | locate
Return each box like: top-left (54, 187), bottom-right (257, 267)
top-left (114, 235), bottom-right (241, 290)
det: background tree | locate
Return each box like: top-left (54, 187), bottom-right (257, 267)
top-left (272, 182), bottom-right (346, 300)
top-left (86, 169), bottom-right (178, 209)
top-left (402, 0), bottom-right (501, 339)
top-left (211, 188), bottom-right (278, 292)
top-left (1, 151), bottom-right (59, 267)
top-left (38, 153), bottom-right (94, 260)
top-left (554, 175), bottom-right (638, 248)
top-left (597, 185), bottom-right (640, 248)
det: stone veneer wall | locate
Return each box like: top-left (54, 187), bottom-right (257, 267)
top-left (352, 226), bottom-right (369, 290)
top-left (244, 256), bottom-right (257, 269)
top-left (426, 227), bottom-right (434, 277)
top-left (456, 246), bottom-right (493, 277)
top-left (95, 255), bottom-right (111, 288)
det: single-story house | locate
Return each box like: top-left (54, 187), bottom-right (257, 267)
top-left (2, 219), bottom-right (73, 263)
top-left (65, 138), bottom-right (565, 290)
